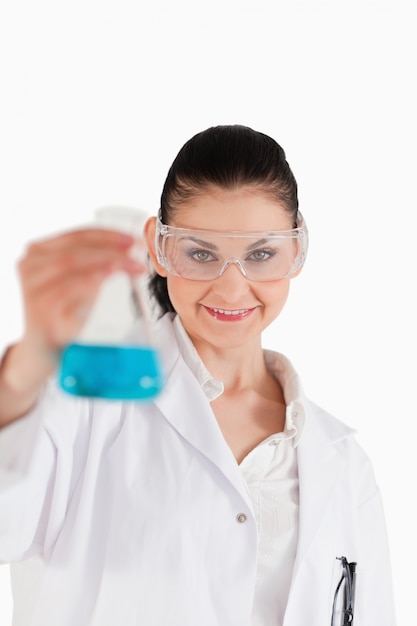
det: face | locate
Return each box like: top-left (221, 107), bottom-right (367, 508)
top-left (145, 187), bottom-right (300, 353)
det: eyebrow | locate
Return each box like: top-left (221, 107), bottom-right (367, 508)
top-left (180, 236), bottom-right (273, 251)
top-left (180, 236), bottom-right (218, 250)
top-left (246, 238), bottom-right (270, 250)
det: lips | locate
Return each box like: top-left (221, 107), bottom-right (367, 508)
top-left (203, 306), bottom-right (255, 321)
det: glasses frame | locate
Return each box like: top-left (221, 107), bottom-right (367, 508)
top-left (155, 213), bottom-right (309, 282)
top-left (331, 556), bottom-right (357, 625)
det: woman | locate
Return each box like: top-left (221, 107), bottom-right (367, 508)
top-left (0, 125), bottom-right (395, 625)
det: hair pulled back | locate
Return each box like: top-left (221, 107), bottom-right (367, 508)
top-left (149, 124), bottom-right (299, 315)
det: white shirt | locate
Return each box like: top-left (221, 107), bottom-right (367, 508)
top-left (173, 316), bottom-right (304, 626)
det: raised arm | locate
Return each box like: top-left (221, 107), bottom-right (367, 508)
top-left (0, 227), bottom-right (144, 427)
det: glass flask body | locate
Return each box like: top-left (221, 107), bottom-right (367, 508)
top-left (59, 207), bottom-right (164, 401)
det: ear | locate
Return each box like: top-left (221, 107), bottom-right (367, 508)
top-left (290, 265), bottom-right (303, 280)
top-left (144, 216), bottom-right (168, 277)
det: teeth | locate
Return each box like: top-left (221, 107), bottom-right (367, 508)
top-left (212, 308), bottom-right (249, 315)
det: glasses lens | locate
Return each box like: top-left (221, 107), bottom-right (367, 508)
top-left (161, 229), bottom-right (304, 281)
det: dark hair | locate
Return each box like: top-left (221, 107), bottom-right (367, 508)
top-left (148, 124), bottom-right (299, 315)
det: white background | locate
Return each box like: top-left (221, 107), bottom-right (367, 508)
top-left (0, 0), bottom-right (415, 623)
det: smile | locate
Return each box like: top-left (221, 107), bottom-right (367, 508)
top-left (203, 306), bottom-right (255, 321)
top-left (212, 308), bottom-right (249, 316)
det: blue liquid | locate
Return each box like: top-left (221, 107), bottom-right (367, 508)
top-left (59, 343), bottom-right (164, 400)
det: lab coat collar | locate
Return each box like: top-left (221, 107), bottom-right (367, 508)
top-left (153, 315), bottom-right (252, 508)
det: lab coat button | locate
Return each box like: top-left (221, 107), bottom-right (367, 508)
top-left (236, 513), bottom-right (247, 523)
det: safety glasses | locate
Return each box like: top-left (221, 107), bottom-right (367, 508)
top-left (155, 214), bottom-right (308, 282)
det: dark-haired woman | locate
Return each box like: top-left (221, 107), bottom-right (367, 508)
top-left (0, 126), bottom-right (395, 625)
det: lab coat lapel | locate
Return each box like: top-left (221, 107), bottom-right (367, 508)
top-left (154, 331), bottom-right (251, 507)
top-left (292, 402), bottom-right (353, 576)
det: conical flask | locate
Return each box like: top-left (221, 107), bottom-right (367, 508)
top-left (59, 206), bottom-right (164, 400)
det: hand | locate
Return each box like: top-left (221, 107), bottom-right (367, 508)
top-left (0, 226), bottom-right (148, 425)
top-left (17, 227), bottom-right (146, 362)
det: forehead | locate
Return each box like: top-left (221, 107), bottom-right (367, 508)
top-left (171, 187), bottom-right (292, 232)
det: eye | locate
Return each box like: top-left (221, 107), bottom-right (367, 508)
top-left (186, 248), bottom-right (217, 263)
top-left (247, 248), bottom-right (276, 262)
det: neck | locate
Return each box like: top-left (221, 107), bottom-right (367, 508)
top-left (192, 337), bottom-right (273, 394)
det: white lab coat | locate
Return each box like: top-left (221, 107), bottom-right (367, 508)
top-left (0, 314), bottom-right (395, 626)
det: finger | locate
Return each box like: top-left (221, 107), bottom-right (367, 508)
top-left (25, 228), bottom-right (136, 253)
top-left (23, 271), bottom-right (107, 347)
top-left (19, 249), bottom-right (146, 292)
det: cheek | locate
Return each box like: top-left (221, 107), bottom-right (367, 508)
top-left (260, 280), bottom-right (291, 313)
top-left (166, 276), bottom-right (205, 311)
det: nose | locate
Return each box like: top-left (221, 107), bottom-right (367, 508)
top-left (218, 258), bottom-right (247, 278)
top-left (211, 261), bottom-right (251, 302)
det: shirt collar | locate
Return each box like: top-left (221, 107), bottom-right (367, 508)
top-left (263, 349), bottom-right (306, 446)
top-left (172, 315), bottom-right (305, 444)
top-left (172, 315), bottom-right (224, 401)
